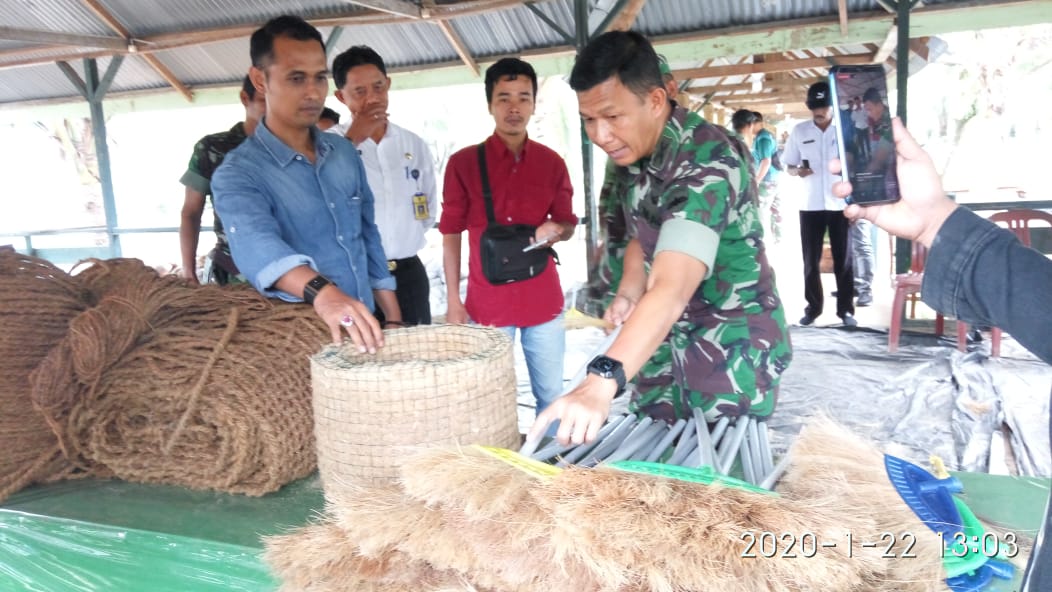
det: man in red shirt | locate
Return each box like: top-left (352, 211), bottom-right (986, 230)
top-left (440, 57), bottom-right (577, 415)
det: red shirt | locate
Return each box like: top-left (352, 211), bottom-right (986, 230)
top-left (439, 133), bottom-right (576, 327)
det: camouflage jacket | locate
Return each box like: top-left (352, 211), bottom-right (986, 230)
top-left (179, 122), bottom-right (248, 255)
top-left (613, 104), bottom-right (792, 403)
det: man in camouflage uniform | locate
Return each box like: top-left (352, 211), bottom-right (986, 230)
top-left (585, 55), bottom-right (678, 314)
top-left (529, 31), bottom-right (791, 445)
top-left (179, 75), bottom-right (266, 285)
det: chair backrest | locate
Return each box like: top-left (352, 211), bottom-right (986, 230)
top-left (988, 209), bottom-right (1052, 248)
top-left (909, 240), bottom-right (928, 274)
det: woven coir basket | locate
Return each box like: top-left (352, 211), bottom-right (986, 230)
top-left (310, 325), bottom-right (519, 489)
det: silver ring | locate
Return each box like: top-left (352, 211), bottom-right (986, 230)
top-left (340, 315), bottom-right (354, 327)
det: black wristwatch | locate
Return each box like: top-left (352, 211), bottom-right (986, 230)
top-left (587, 355), bottom-right (626, 394)
top-left (302, 274), bottom-right (335, 305)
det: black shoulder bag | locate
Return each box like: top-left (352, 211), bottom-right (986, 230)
top-left (476, 143), bottom-right (558, 284)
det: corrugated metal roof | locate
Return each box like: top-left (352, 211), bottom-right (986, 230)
top-left (0, 63), bottom-right (79, 103)
top-left (329, 21), bottom-right (460, 68)
top-left (153, 38), bottom-right (252, 87)
top-left (7, 0), bottom-right (115, 36)
top-left (0, 0), bottom-right (1045, 107)
top-left (454, 4), bottom-right (575, 57)
top-left (95, 0), bottom-right (371, 37)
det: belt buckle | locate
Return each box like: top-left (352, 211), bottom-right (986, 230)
top-left (387, 260), bottom-right (397, 272)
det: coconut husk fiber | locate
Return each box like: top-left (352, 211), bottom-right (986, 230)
top-left (268, 444), bottom-right (893, 592)
top-left (537, 465), bottom-right (879, 592)
top-left (264, 520), bottom-right (488, 592)
top-left (393, 447), bottom-right (600, 590)
top-left (778, 417), bottom-right (948, 591)
top-left (265, 447), bottom-right (603, 592)
top-left (25, 257), bottom-right (329, 496)
top-left (0, 250), bottom-right (88, 502)
top-left (321, 474), bottom-right (593, 590)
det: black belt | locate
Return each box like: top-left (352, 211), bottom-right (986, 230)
top-left (386, 255), bottom-right (419, 272)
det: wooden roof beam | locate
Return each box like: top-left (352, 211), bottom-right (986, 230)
top-left (345, 0), bottom-right (421, 18)
top-left (673, 53), bottom-right (872, 80)
top-left (434, 20), bottom-right (480, 76)
top-left (872, 24), bottom-right (898, 63)
top-left (79, 0), bottom-right (193, 101)
top-left (686, 76), bottom-right (824, 95)
top-left (716, 91), bottom-right (809, 104)
top-left (0, 26), bottom-right (127, 51)
top-left (602, 0), bottom-right (649, 33)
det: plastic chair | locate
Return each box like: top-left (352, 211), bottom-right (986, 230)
top-left (888, 240), bottom-right (960, 352)
top-left (955, 209), bottom-right (1052, 358)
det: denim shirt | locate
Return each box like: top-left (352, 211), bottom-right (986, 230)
top-left (211, 120), bottom-right (395, 308)
top-left (922, 207), bottom-right (1052, 365)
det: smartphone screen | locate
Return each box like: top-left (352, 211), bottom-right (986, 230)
top-left (829, 65), bottom-right (900, 205)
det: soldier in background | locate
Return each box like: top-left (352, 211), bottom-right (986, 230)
top-left (178, 76), bottom-right (265, 284)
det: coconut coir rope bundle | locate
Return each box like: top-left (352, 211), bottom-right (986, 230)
top-left (0, 250), bottom-right (88, 502)
top-left (28, 258), bottom-right (329, 496)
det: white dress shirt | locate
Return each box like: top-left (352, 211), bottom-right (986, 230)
top-left (782, 119), bottom-right (843, 212)
top-left (330, 121), bottom-right (437, 260)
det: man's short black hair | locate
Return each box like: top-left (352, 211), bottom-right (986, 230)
top-left (752, 111), bottom-right (764, 123)
top-left (241, 75), bottom-right (256, 99)
top-left (731, 109), bottom-right (757, 133)
top-left (862, 87), bottom-right (883, 105)
top-left (568, 30), bottom-right (663, 99)
top-left (332, 45), bottom-right (387, 89)
top-left (319, 107), bottom-right (340, 124)
top-left (249, 15), bottom-right (324, 69)
top-left (484, 58), bottom-right (537, 104)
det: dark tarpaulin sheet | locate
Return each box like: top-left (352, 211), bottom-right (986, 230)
top-left (770, 326), bottom-right (1051, 476)
top-left (542, 325), bottom-right (1052, 477)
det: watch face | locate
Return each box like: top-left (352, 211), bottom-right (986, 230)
top-left (593, 358), bottom-right (615, 373)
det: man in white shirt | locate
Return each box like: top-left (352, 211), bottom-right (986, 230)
top-left (330, 45), bottom-right (437, 326)
top-left (783, 81), bottom-right (856, 327)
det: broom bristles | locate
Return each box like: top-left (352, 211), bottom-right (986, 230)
top-left (780, 417), bottom-right (948, 591)
top-left (538, 465), bottom-right (870, 592)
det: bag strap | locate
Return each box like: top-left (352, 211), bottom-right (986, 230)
top-left (476, 143), bottom-right (497, 224)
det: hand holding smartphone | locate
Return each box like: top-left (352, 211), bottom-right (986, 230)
top-left (829, 64), bottom-right (901, 206)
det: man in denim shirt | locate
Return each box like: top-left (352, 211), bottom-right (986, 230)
top-left (833, 117), bottom-right (1052, 592)
top-left (212, 16), bottom-right (400, 351)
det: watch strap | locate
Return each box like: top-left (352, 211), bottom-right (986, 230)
top-left (588, 355), bottom-right (627, 393)
top-left (302, 274), bottom-right (334, 305)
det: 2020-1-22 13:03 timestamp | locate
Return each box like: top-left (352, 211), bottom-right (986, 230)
top-left (741, 531), bottom-right (1021, 559)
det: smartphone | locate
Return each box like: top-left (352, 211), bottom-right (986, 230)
top-left (829, 64), bottom-right (900, 205)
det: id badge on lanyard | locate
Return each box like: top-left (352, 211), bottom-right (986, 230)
top-left (405, 154), bottom-right (429, 220)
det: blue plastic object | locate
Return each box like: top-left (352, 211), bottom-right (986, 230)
top-left (883, 454), bottom-right (964, 538)
top-left (884, 455), bottom-right (1016, 592)
top-left (945, 559), bottom-right (1016, 592)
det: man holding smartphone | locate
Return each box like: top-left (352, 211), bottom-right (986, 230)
top-left (783, 81), bottom-right (856, 327)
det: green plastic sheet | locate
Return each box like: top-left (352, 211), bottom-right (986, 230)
top-left (0, 471), bottom-right (1046, 591)
top-left (0, 477), bottom-right (323, 591)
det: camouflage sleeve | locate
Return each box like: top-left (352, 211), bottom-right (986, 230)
top-left (179, 138), bottom-right (211, 195)
top-left (654, 136), bottom-right (744, 278)
top-left (595, 161), bottom-right (628, 305)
